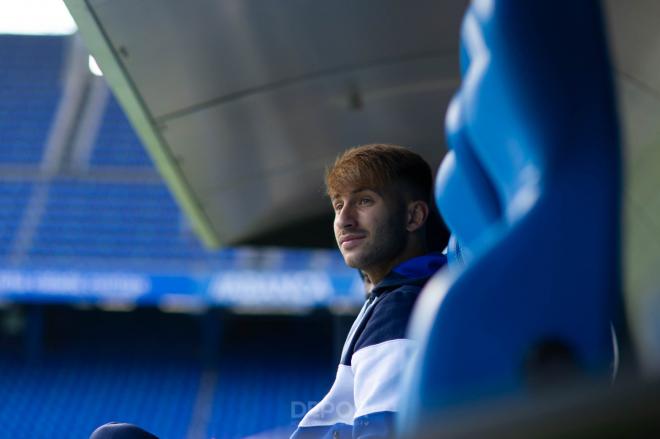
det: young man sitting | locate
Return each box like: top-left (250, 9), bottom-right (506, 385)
top-left (89, 144), bottom-right (446, 439)
top-left (291, 144), bottom-right (446, 438)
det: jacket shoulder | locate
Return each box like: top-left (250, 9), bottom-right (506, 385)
top-left (353, 284), bottom-right (422, 353)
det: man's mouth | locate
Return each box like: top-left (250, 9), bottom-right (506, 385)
top-left (340, 235), bottom-right (366, 250)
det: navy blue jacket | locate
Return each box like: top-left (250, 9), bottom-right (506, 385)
top-left (291, 253), bottom-right (446, 439)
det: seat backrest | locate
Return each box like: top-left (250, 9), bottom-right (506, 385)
top-left (399, 0), bottom-right (623, 434)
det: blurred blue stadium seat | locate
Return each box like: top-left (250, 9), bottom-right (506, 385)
top-left (0, 182), bottom-right (32, 258)
top-left (90, 95), bottom-right (153, 168)
top-left (400, 0), bottom-right (623, 434)
top-left (0, 311), bottom-right (336, 439)
top-left (0, 352), bottom-right (333, 439)
top-left (0, 354), bottom-right (201, 439)
top-left (207, 356), bottom-right (332, 439)
top-left (28, 181), bottom-right (210, 260)
top-left (0, 36), bottom-right (64, 164)
top-left (0, 310), bottom-right (202, 438)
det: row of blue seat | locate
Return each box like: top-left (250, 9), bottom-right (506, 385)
top-left (91, 96), bottom-right (153, 167)
top-left (0, 34), bottom-right (152, 168)
top-left (0, 34), bottom-right (221, 263)
top-left (0, 183), bottom-right (32, 254)
top-left (0, 355), bottom-right (202, 439)
top-left (0, 328), bottom-right (333, 439)
top-left (0, 35), bottom-right (64, 165)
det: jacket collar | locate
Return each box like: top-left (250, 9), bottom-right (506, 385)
top-left (371, 252), bottom-right (446, 296)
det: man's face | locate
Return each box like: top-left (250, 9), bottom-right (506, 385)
top-left (332, 187), bottom-right (407, 271)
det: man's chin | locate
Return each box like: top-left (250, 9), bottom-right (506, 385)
top-left (341, 252), bottom-right (366, 269)
top-left (340, 251), bottom-right (356, 267)
top-left (345, 260), bottom-right (359, 269)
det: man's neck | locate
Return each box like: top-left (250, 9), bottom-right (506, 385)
top-left (364, 241), bottom-right (428, 285)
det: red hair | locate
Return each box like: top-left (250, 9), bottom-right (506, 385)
top-left (325, 144), bottom-right (433, 202)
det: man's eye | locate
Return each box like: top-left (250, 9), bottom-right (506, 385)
top-left (334, 203), bottom-right (343, 211)
top-left (359, 198), bottom-right (372, 205)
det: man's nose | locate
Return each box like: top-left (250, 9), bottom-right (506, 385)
top-left (336, 204), bottom-right (356, 229)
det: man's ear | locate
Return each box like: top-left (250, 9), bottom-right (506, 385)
top-left (406, 201), bottom-right (429, 232)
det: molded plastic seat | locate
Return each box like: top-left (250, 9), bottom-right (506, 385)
top-left (400, 1), bottom-right (624, 434)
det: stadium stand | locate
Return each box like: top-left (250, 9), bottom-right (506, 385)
top-left (0, 35), bottom-right (64, 164)
top-left (0, 34), bottom-right (355, 439)
top-left (0, 309), bottom-right (336, 439)
top-left (0, 354), bottom-right (201, 438)
top-left (206, 316), bottom-right (335, 439)
top-left (0, 307), bottom-right (201, 439)
top-left (29, 180), bottom-right (206, 260)
top-left (0, 182), bottom-right (32, 258)
top-left (89, 95), bottom-right (153, 168)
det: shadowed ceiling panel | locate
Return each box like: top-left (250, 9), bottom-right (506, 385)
top-left (68, 0), bottom-right (467, 245)
top-left (89, 0), bottom-right (465, 119)
top-left (160, 57), bottom-right (456, 196)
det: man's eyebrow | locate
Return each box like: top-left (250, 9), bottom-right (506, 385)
top-left (351, 188), bottom-right (373, 194)
top-left (330, 188), bottom-right (378, 200)
top-left (353, 188), bottom-right (382, 196)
